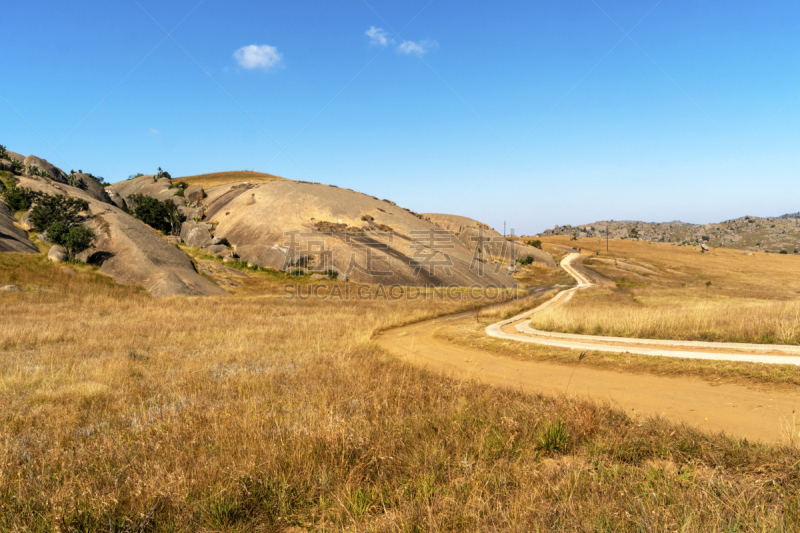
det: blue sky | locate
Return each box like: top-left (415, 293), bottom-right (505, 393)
top-left (2, 0), bottom-right (799, 234)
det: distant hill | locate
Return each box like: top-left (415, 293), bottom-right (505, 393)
top-left (175, 170), bottom-right (284, 188)
top-left (536, 216), bottom-right (800, 253)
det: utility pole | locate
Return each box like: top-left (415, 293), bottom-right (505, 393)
top-left (503, 220), bottom-right (506, 238)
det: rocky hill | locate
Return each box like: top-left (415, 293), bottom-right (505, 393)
top-left (1, 146), bottom-right (535, 296)
top-left (536, 216), bottom-right (800, 253)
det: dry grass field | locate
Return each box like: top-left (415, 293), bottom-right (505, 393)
top-left (530, 237), bottom-right (800, 345)
top-left (175, 171), bottom-right (284, 189)
top-left (5, 251), bottom-right (800, 530)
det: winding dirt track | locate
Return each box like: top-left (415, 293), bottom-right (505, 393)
top-left (490, 254), bottom-right (800, 365)
top-left (376, 255), bottom-right (800, 444)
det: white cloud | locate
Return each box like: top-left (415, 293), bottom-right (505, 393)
top-left (365, 26), bottom-right (389, 46)
top-left (397, 39), bottom-right (438, 57)
top-left (149, 128), bottom-right (160, 135)
top-left (233, 44), bottom-right (283, 71)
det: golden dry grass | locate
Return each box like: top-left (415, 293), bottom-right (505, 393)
top-left (530, 237), bottom-right (800, 344)
top-left (4, 252), bottom-right (800, 530)
top-left (175, 170), bottom-right (285, 189)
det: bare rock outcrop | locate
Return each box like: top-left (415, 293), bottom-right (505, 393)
top-left (24, 155), bottom-right (68, 183)
top-left (423, 213), bottom-right (557, 269)
top-left (17, 174), bottom-right (227, 297)
top-left (108, 175), bottom-right (185, 206)
top-left (66, 173), bottom-right (112, 204)
top-left (180, 220), bottom-right (212, 248)
top-left (197, 180), bottom-right (516, 287)
top-left (0, 201), bottom-right (38, 253)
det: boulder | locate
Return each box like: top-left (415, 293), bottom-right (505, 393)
top-left (181, 220), bottom-right (212, 248)
top-left (236, 244), bottom-right (290, 270)
top-left (0, 160), bottom-right (12, 172)
top-left (0, 200), bottom-right (38, 253)
top-left (66, 173), bottom-right (112, 204)
top-left (48, 245), bottom-right (67, 263)
top-left (210, 236), bottom-right (229, 246)
top-left (185, 185), bottom-right (205, 203)
top-left (203, 244), bottom-right (228, 255)
top-left (178, 205), bottom-right (204, 221)
top-left (166, 236), bottom-right (181, 245)
top-left (23, 155), bottom-right (68, 183)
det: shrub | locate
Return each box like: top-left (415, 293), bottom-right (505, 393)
top-left (127, 173), bottom-right (145, 180)
top-left (155, 167), bottom-right (171, 181)
top-left (518, 256), bottom-right (534, 266)
top-left (526, 239), bottom-right (542, 249)
top-left (2, 184), bottom-right (36, 212)
top-left (29, 194), bottom-right (88, 233)
top-left (169, 182), bottom-right (188, 197)
top-left (0, 145), bottom-right (7, 159)
top-left (10, 159), bottom-right (23, 172)
top-left (129, 194), bottom-right (183, 236)
top-left (47, 222), bottom-right (94, 260)
top-left (780, 250), bottom-right (788, 254)
top-left (324, 269), bottom-right (339, 279)
top-left (538, 418), bottom-right (569, 453)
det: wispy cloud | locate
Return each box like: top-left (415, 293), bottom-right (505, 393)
top-left (365, 26), bottom-right (389, 46)
top-left (233, 44), bottom-right (283, 71)
top-left (397, 39), bottom-right (438, 57)
top-left (149, 128), bottom-right (161, 135)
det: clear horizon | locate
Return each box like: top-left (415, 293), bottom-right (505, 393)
top-left (3, 0), bottom-right (799, 234)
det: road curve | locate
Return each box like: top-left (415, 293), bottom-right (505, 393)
top-left (487, 253), bottom-right (800, 366)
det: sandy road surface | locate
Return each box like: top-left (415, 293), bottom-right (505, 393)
top-left (375, 255), bottom-right (800, 443)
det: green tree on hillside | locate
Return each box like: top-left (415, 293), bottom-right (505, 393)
top-left (47, 222), bottom-right (95, 261)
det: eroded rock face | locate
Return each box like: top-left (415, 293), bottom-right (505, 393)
top-left (17, 175), bottom-right (227, 297)
top-left (197, 180), bottom-right (518, 287)
top-left (423, 213), bottom-right (557, 269)
top-left (23, 155), bottom-right (68, 184)
top-left (0, 201), bottom-right (38, 253)
top-left (66, 173), bottom-right (112, 204)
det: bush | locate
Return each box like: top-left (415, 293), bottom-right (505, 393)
top-left (2, 184), bottom-right (36, 212)
top-left (127, 173), bottom-right (145, 180)
top-left (526, 239), bottom-right (542, 249)
top-left (29, 194), bottom-right (88, 233)
top-left (538, 418), bottom-right (569, 453)
top-left (47, 222), bottom-right (94, 260)
top-left (0, 145), bottom-right (7, 159)
top-left (518, 256), bottom-right (534, 266)
top-left (324, 269), bottom-right (339, 279)
top-left (10, 160), bottom-right (23, 172)
top-left (129, 194), bottom-right (183, 236)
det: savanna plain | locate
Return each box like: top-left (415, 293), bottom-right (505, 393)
top-left (5, 239), bottom-right (800, 532)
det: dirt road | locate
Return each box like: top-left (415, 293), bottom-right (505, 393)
top-left (376, 254), bottom-right (800, 443)
top-left (489, 253), bottom-right (800, 364)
